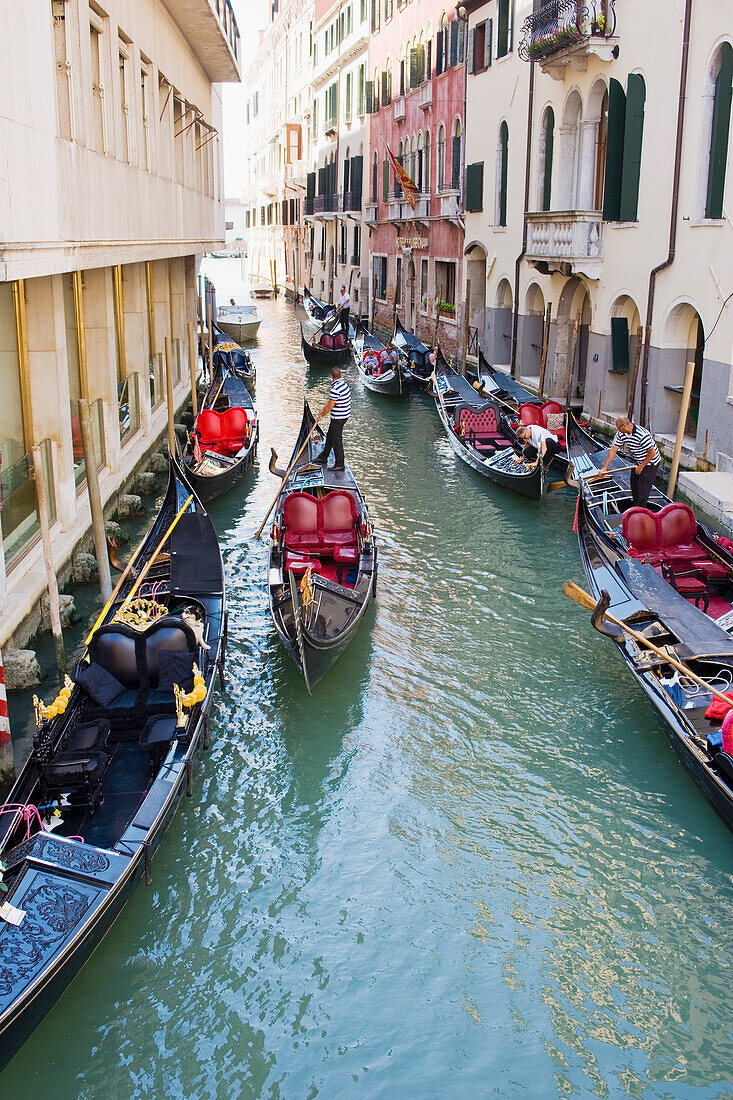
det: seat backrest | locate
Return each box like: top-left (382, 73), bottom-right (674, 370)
top-left (622, 507), bottom-right (660, 553)
top-left (89, 626), bottom-right (139, 688)
top-left (333, 332), bottom-right (347, 349)
top-left (320, 490), bottom-right (358, 535)
top-left (459, 407), bottom-right (499, 435)
top-left (283, 492), bottom-right (319, 536)
top-left (197, 408), bottom-right (222, 441)
top-left (540, 401), bottom-right (563, 429)
top-left (659, 502), bottom-right (697, 549)
top-left (220, 406), bottom-right (248, 438)
top-left (518, 403), bottom-right (542, 426)
top-left (144, 620), bottom-right (197, 688)
top-left (320, 332), bottom-right (334, 349)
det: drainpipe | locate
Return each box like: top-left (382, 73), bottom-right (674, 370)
top-left (510, 58), bottom-right (535, 379)
top-left (638, 0), bottom-right (692, 423)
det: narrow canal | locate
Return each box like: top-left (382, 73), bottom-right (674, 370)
top-left (3, 261), bottom-right (733, 1099)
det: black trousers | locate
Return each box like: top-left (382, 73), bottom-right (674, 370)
top-left (340, 307), bottom-right (350, 333)
top-left (630, 462), bottom-right (660, 507)
top-left (524, 437), bottom-right (563, 468)
top-left (321, 417), bottom-right (347, 468)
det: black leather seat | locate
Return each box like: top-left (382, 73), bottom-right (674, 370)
top-left (42, 719), bottom-right (111, 811)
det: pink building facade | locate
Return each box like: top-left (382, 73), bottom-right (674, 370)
top-left (366, 4), bottom-right (466, 355)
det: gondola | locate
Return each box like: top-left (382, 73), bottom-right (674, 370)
top-left (566, 413), bottom-right (733, 830)
top-left (267, 403), bottom-right (377, 692)
top-left (0, 459), bottom-right (226, 1068)
top-left (392, 315), bottom-right (433, 388)
top-left (182, 358), bottom-right (258, 503)
top-left (352, 321), bottom-right (404, 397)
top-left (213, 324), bottom-right (256, 391)
top-left (477, 349), bottom-right (541, 408)
top-left (432, 349), bottom-right (544, 499)
top-left (300, 320), bottom-right (350, 370)
top-left (303, 285), bottom-right (334, 325)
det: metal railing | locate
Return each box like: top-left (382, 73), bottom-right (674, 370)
top-left (313, 194), bottom-right (338, 214)
top-left (518, 0), bottom-right (616, 63)
top-left (468, 327), bottom-right (479, 357)
top-left (342, 190), bottom-right (363, 212)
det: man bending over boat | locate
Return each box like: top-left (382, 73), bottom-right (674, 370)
top-left (514, 423), bottom-right (562, 470)
top-left (314, 367), bottom-right (351, 472)
top-left (598, 416), bottom-right (662, 507)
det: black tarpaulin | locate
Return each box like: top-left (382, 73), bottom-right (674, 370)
top-left (170, 512), bottom-right (222, 595)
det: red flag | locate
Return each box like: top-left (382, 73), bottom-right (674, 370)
top-left (386, 145), bottom-right (420, 210)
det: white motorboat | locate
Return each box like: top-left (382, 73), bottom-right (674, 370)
top-left (217, 300), bottom-right (262, 342)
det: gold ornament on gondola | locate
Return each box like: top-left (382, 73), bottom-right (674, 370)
top-left (217, 341), bottom-right (238, 352)
top-left (33, 676), bottom-right (74, 727)
top-left (299, 566), bottom-right (315, 608)
top-left (113, 597), bottom-right (168, 630)
top-left (173, 664), bottom-right (207, 726)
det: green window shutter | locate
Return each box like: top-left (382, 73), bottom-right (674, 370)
top-left (542, 107), bottom-right (554, 212)
top-left (449, 20), bottom-right (459, 67)
top-left (365, 80), bottom-right (373, 114)
top-left (410, 49), bottom-right (419, 89)
top-left (603, 78), bottom-right (626, 221)
top-left (383, 158), bottom-right (389, 201)
top-left (436, 29), bottom-right (444, 75)
top-left (619, 74), bottom-right (646, 221)
top-left (318, 166), bottom-right (326, 195)
top-left (416, 44), bottom-right (425, 81)
top-left (610, 317), bottom-right (630, 373)
top-left (465, 162), bottom-right (484, 211)
top-left (486, 18), bottom-right (493, 66)
top-left (706, 42), bottom-right (733, 219)
top-left (306, 172), bottom-right (316, 200)
top-left (451, 135), bottom-right (461, 189)
top-left (497, 0), bottom-right (509, 58)
top-left (499, 122), bottom-right (508, 226)
top-left (351, 155), bottom-right (363, 199)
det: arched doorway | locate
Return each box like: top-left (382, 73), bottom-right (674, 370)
top-left (520, 282), bottom-right (546, 381)
top-left (553, 277), bottom-right (591, 400)
top-left (662, 303), bottom-right (705, 438)
top-left (494, 278), bottom-right (513, 367)
top-left (608, 294), bottom-right (642, 415)
top-left (465, 242), bottom-right (487, 356)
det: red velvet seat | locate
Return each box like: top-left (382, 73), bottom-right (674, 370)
top-left (333, 332), bottom-right (347, 349)
top-left (458, 407), bottom-right (513, 449)
top-left (285, 553), bottom-right (322, 575)
top-left (320, 332), bottom-right (334, 349)
top-left (622, 508), bottom-right (663, 565)
top-left (623, 503), bottom-right (730, 587)
top-left (658, 503), bottom-right (699, 561)
top-left (517, 401), bottom-right (566, 448)
top-left (283, 493), bottom-right (320, 553)
top-left (321, 490), bottom-right (359, 547)
top-left (333, 545), bottom-right (358, 564)
top-left (196, 407), bottom-right (248, 456)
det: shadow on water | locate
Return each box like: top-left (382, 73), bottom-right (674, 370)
top-left (3, 261), bottom-right (733, 1100)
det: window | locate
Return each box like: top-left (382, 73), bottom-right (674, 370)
top-left (384, 0), bottom-right (393, 20)
top-left (496, 122), bottom-right (508, 226)
top-left (118, 45), bottom-right (130, 163)
top-left (358, 64), bottom-right (366, 115)
top-left (140, 64), bottom-right (150, 170)
top-left (452, 119), bottom-right (462, 189)
top-left (381, 66), bottom-right (391, 107)
top-left (361, 0), bottom-right (367, 22)
top-left (345, 72), bottom-right (353, 122)
top-left (286, 123), bottom-right (302, 163)
top-left (539, 106), bottom-right (554, 211)
top-left (424, 130), bottom-right (430, 192)
top-left (173, 97), bottom-right (184, 183)
top-left (603, 75), bottom-right (646, 222)
top-left (421, 258), bottom-right (428, 309)
top-left (705, 43), bottom-right (733, 220)
top-left (52, 1), bottom-right (73, 140)
top-left (352, 225), bottom-right (361, 263)
top-left (339, 223), bottom-right (347, 265)
top-left (89, 19), bottom-right (106, 152)
top-left (372, 153), bottom-right (378, 202)
top-left (373, 255), bottom-right (388, 299)
top-left (383, 156), bottom-right (389, 201)
top-left (437, 124), bottom-right (445, 191)
top-left (435, 261), bottom-right (456, 309)
top-left (465, 162), bottom-right (484, 211)
top-left (313, 98), bottom-right (318, 139)
top-left (497, 0), bottom-right (511, 59)
top-left (472, 21), bottom-right (487, 73)
top-left (371, 0), bottom-right (380, 32)
top-left (395, 257), bottom-right (402, 305)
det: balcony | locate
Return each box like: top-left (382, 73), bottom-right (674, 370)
top-left (438, 189), bottom-right (461, 219)
top-left (342, 190), bottom-right (363, 213)
top-left (394, 96), bottom-right (406, 123)
top-left (313, 193), bottom-right (339, 219)
top-left (260, 172), bottom-right (278, 197)
top-left (304, 196), bottom-right (315, 217)
top-left (324, 115), bottom-right (338, 137)
top-left (526, 211), bottom-right (603, 278)
top-left (418, 80), bottom-right (433, 111)
top-left (518, 0), bottom-right (617, 79)
top-left (350, 253), bottom-right (361, 266)
top-left (159, 0), bottom-right (240, 82)
top-left (387, 199), bottom-right (404, 223)
top-left (365, 202), bottom-right (378, 224)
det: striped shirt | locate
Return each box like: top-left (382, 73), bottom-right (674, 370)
top-left (329, 378), bottom-right (351, 420)
top-left (611, 423), bottom-right (661, 466)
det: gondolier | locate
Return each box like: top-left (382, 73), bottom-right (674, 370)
top-left (514, 423), bottom-right (562, 470)
top-left (337, 286), bottom-right (350, 333)
top-left (315, 367), bottom-right (351, 470)
top-left (598, 416), bottom-right (662, 506)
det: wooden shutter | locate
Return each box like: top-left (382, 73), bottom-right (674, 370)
top-left (619, 74), bottom-right (646, 221)
top-left (410, 48), bottom-right (419, 89)
top-left (436, 30), bottom-right (444, 75)
top-left (486, 18), bottom-right (493, 67)
top-left (343, 157), bottom-right (350, 194)
top-left (396, 154), bottom-right (403, 196)
top-left (383, 157), bottom-right (389, 201)
top-left (381, 69), bottom-right (389, 106)
top-left (499, 123), bottom-right (508, 226)
top-left (329, 160), bottom-right (337, 194)
top-left (706, 43), bottom-right (733, 219)
top-left (365, 80), bottom-right (373, 114)
top-left (351, 154), bottom-right (363, 200)
top-left (458, 17), bottom-right (466, 62)
top-left (307, 172), bottom-right (316, 200)
top-left (603, 78), bottom-right (626, 221)
top-left (417, 44), bottom-right (425, 81)
top-left (465, 162), bottom-right (484, 211)
top-left (497, 0), bottom-right (509, 58)
top-left (611, 317), bottom-right (630, 373)
top-left (449, 21), bottom-right (459, 67)
top-left (451, 135), bottom-right (461, 188)
top-left (468, 28), bottom-right (475, 74)
top-left (542, 107), bottom-right (554, 212)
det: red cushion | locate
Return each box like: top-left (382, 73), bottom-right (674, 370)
top-left (659, 503), bottom-right (697, 550)
top-left (283, 492), bottom-right (320, 551)
top-left (320, 332), bottom-right (334, 349)
top-left (459, 407), bottom-right (500, 435)
top-left (333, 332), bottom-right (347, 349)
top-left (692, 560), bottom-right (729, 579)
top-left (672, 575), bottom-right (707, 593)
top-left (333, 546), bottom-right (358, 564)
top-left (622, 508), bottom-right (660, 554)
top-left (285, 554), bottom-right (322, 575)
top-left (518, 403), bottom-right (542, 426)
top-left (197, 408), bottom-right (223, 444)
top-left (320, 490), bottom-right (358, 547)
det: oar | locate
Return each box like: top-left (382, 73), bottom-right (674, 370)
top-left (255, 417), bottom-right (323, 540)
top-left (562, 580), bottom-right (733, 708)
top-left (548, 463), bottom-right (636, 494)
top-left (114, 494), bottom-right (194, 617)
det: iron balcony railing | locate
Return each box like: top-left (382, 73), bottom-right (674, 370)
top-left (304, 196), bottom-right (315, 216)
top-left (313, 194), bottom-right (338, 214)
top-left (342, 190), bottom-right (363, 212)
top-left (518, 0), bottom-right (616, 63)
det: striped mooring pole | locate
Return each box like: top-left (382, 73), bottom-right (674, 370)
top-left (0, 651), bottom-right (13, 786)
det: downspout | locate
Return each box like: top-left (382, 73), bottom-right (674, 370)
top-left (510, 58), bottom-right (535, 378)
top-left (638, 0), bottom-right (692, 423)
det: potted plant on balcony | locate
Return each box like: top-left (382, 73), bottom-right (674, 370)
top-left (438, 301), bottom-right (455, 317)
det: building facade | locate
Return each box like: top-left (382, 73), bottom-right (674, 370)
top-left (243, 0), bottom-right (313, 301)
top-left (0, 0), bottom-right (240, 648)
top-left (366, 2), bottom-right (467, 355)
top-left (463, 0), bottom-right (733, 481)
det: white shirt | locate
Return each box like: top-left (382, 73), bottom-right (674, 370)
top-left (337, 292), bottom-right (350, 309)
top-left (527, 424), bottom-right (558, 451)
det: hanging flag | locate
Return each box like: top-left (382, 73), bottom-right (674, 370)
top-left (386, 145), bottom-right (420, 210)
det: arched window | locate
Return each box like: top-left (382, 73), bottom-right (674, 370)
top-left (538, 107), bottom-right (554, 211)
top-left (705, 43), bottom-right (733, 219)
top-left (452, 118), bottom-right (462, 190)
top-left (372, 151), bottom-right (378, 203)
top-left (396, 139), bottom-right (403, 197)
top-left (496, 121), bottom-right (508, 226)
top-left (437, 123), bottom-right (446, 191)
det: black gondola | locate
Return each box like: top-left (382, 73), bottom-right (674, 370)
top-left (566, 413), bottom-right (733, 831)
top-left (0, 459), bottom-right (226, 1068)
top-left (300, 321), bottom-right (350, 369)
top-left (432, 350), bottom-right (544, 499)
top-left (182, 358), bottom-right (258, 504)
top-left (477, 349), bottom-right (541, 408)
top-left (303, 285), bottom-right (335, 324)
top-left (213, 324), bottom-right (256, 391)
top-left (392, 315), bottom-right (432, 388)
top-left (268, 403), bottom-right (377, 692)
top-left (352, 321), bottom-right (404, 397)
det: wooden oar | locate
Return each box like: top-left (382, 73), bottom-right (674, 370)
top-left (562, 580), bottom-right (733, 708)
top-left (255, 417), bottom-right (323, 540)
top-left (115, 494), bottom-right (194, 615)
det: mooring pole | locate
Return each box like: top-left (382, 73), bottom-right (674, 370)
top-left (668, 360), bottom-right (695, 499)
top-left (0, 653), bottom-right (13, 788)
top-left (32, 445), bottom-right (66, 676)
top-left (187, 321), bottom-right (198, 419)
top-left (78, 399), bottom-right (113, 603)
top-left (207, 301), bottom-right (214, 384)
top-left (164, 336), bottom-right (176, 453)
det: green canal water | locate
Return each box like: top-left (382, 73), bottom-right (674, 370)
top-left (2, 266), bottom-right (733, 1098)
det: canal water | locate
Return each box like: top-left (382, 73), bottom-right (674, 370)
top-left (2, 259), bottom-right (733, 1099)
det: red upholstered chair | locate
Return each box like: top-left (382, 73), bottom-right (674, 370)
top-left (518, 403), bottom-right (542, 426)
top-left (622, 508), bottom-right (663, 565)
top-left (285, 553), bottom-right (322, 575)
top-left (658, 503), bottom-right (700, 563)
top-left (541, 402), bottom-right (567, 448)
top-left (661, 563), bottom-right (709, 612)
top-left (320, 332), bottom-right (334, 349)
top-left (219, 407), bottom-right (249, 454)
top-left (333, 332), bottom-right (347, 350)
top-left (320, 490), bottom-right (359, 547)
top-left (196, 409), bottom-right (224, 452)
top-left (283, 493), bottom-right (320, 553)
top-left (333, 546), bottom-right (358, 564)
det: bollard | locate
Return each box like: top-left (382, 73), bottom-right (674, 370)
top-left (188, 321), bottom-right (198, 419)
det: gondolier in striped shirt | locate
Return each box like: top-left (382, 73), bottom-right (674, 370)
top-left (598, 416), bottom-right (662, 507)
top-left (315, 367), bottom-right (351, 471)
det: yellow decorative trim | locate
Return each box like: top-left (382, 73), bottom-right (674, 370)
top-left (33, 676), bottom-right (74, 726)
top-left (174, 664), bottom-right (206, 725)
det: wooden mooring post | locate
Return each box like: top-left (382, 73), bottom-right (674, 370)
top-left (668, 360), bottom-right (695, 499)
top-left (164, 336), bottom-right (176, 453)
top-left (187, 321), bottom-right (198, 419)
top-left (78, 399), bottom-right (113, 604)
top-left (32, 444), bottom-right (66, 677)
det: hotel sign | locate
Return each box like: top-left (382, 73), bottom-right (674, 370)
top-left (397, 236), bottom-right (429, 250)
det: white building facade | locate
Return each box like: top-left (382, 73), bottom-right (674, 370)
top-left (0, 0), bottom-right (240, 647)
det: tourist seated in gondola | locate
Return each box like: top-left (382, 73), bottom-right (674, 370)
top-left (363, 349), bottom-right (379, 375)
top-left (514, 423), bottom-right (562, 469)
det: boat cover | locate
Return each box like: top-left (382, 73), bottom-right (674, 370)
top-left (437, 364), bottom-right (488, 410)
top-left (618, 559), bottom-right (733, 660)
top-left (171, 513), bottom-right (223, 596)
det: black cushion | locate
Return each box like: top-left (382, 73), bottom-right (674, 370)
top-left (145, 625), bottom-right (195, 688)
top-left (158, 650), bottom-right (195, 693)
top-left (140, 716), bottom-right (178, 752)
top-left (45, 750), bottom-right (108, 788)
top-left (76, 662), bottom-right (125, 706)
top-left (68, 720), bottom-right (110, 753)
top-left (89, 628), bottom-right (139, 687)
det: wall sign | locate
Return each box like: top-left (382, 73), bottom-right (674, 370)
top-left (397, 236), bottom-right (429, 250)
